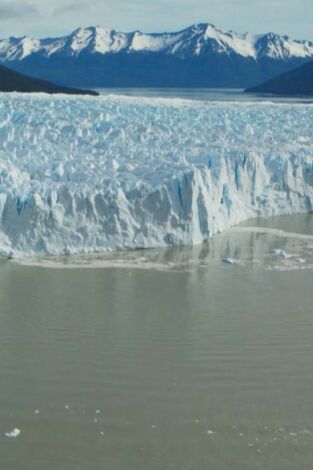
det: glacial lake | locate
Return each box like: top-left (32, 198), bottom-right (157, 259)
top-left (1, 214), bottom-right (313, 469)
top-left (96, 87), bottom-right (313, 104)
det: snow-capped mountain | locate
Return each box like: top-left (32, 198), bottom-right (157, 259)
top-left (1, 24), bottom-right (313, 61)
top-left (0, 24), bottom-right (313, 88)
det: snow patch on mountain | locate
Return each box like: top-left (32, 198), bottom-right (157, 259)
top-left (69, 27), bottom-right (94, 54)
top-left (202, 25), bottom-right (257, 58)
top-left (256, 33), bottom-right (313, 60)
top-left (130, 31), bottom-right (180, 52)
top-left (66, 27), bottom-right (130, 55)
top-left (0, 93), bottom-right (312, 259)
top-left (94, 28), bottom-right (129, 54)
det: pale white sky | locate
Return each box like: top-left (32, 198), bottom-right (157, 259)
top-left (0, 0), bottom-right (312, 40)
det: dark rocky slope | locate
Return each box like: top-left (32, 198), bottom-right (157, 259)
top-left (0, 63), bottom-right (98, 95)
top-left (246, 60), bottom-right (313, 95)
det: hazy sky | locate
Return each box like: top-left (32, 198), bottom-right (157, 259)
top-left (0, 0), bottom-right (312, 40)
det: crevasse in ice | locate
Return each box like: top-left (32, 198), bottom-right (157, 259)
top-left (0, 93), bottom-right (312, 258)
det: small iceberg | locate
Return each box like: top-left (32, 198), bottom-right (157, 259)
top-left (274, 249), bottom-right (297, 259)
top-left (5, 428), bottom-right (21, 438)
top-left (222, 258), bottom-right (237, 265)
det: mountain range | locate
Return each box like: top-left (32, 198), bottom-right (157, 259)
top-left (0, 24), bottom-right (313, 88)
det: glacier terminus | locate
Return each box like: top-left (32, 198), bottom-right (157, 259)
top-left (0, 93), bottom-right (312, 259)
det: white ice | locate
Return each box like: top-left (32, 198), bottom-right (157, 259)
top-left (0, 94), bottom-right (312, 259)
top-left (5, 428), bottom-right (21, 438)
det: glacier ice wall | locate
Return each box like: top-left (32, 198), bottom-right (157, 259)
top-left (0, 93), bottom-right (312, 258)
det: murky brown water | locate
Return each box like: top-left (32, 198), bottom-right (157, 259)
top-left (1, 215), bottom-right (313, 470)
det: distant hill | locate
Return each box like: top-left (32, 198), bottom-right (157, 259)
top-left (0, 24), bottom-right (313, 89)
top-left (245, 59), bottom-right (313, 95)
top-left (0, 63), bottom-right (98, 95)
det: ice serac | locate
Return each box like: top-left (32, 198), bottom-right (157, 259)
top-left (0, 94), bottom-right (312, 258)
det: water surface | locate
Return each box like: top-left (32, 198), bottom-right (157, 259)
top-left (96, 87), bottom-right (313, 104)
top-left (1, 215), bottom-right (313, 470)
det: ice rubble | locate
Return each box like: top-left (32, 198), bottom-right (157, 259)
top-left (0, 93), bottom-right (312, 258)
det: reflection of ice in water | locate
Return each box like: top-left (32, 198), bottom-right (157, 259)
top-left (13, 215), bottom-right (313, 273)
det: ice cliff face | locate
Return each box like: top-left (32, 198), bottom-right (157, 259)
top-left (0, 94), bottom-right (312, 258)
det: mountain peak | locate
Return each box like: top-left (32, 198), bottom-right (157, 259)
top-left (0, 23), bottom-right (312, 65)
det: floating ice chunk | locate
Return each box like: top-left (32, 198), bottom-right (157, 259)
top-left (5, 428), bottom-right (21, 438)
top-left (274, 249), bottom-right (288, 258)
top-left (300, 429), bottom-right (311, 434)
top-left (273, 249), bottom-right (298, 259)
top-left (34, 410), bottom-right (40, 414)
top-left (207, 430), bottom-right (214, 435)
top-left (222, 258), bottom-right (237, 265)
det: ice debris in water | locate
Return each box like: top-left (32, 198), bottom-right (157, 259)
top-left (274, 249), bottom-right (297, 259)
top-left (0, 94), bottom-right (312, 258)
top-left (221, 257), bottom-right (237, 265)
top-left (273, 250), bottom-right (307, 264)
top-left (5, 428), bottom-right (21, 438)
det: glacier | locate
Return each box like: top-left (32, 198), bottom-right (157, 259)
top-left (0, 93), bottom-right (312, 259)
